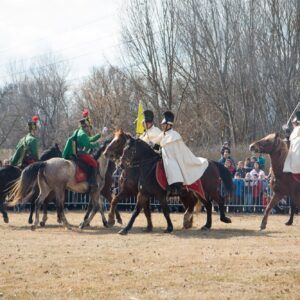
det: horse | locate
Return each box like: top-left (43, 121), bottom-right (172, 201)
top-left (6, 146), bottom-right (109, 230)
top-left (0, 144), bottom-right (61, 224)
top-left (104, 130), bottom-right (233, 234)
top-left (249, 133), bottom-right (300, 230)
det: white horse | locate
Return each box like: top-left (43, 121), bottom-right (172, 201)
top-left (7, 154), bottom-right (109, 230)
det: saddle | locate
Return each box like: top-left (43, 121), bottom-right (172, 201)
top-left (155, 160), bottom-right (206, 200)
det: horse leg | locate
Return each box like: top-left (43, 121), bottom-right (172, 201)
top-left (260, 194), bottom-right (282, 230)
top-left (79, 202), bottom-right (99, 229)
top-left (159, 196), bottom-right (173, 233)
top-left (32, 193), bottom-right (49, 231)
top-left (28, 200), bottom-right (35, 224)
top-left (40, 200), bottom-right (48, 227)
top-left (55, 189), bottom-right (71, 230)
top-left (285, 201), bottom-right (296, 226)
top-left (115, 210), bottom-right (123, 225)
top-left (200, 199), bottom-right (212, 230)
top-left (0, 194), bottom-right (9, 223)
top-left (118, 193), bottom-right (145, 235)
top-left (213, 192), bottom-right (231, 223)
top-left (97, 195), bottom-right (108, 228)
top-left (108, 192), bottom-right (126, 227)
top-left (143, 198), bottom-right (153, 232)
top-left (81, 197), bottom-right (93, 227)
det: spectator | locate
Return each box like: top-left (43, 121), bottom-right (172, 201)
top-left (250, 162), bottom-right (266, 178)
top-left (225, 159), bottom-right (236, 177)
top-left (235, 161), bottom-right (246, 178)
top-left (220, 141), bottom-right (231, 156)
top-left (255, 153), bottom-right (266, 171)
top-left (244, 172), bottom-right (253, 212)
top-left (233, 173), bottom-right (244, 211)
top-left (252, 174), bottom-right (263, 212)
top-left (244, 157), bottom-right (252, 173)
top-left (250, 156), bottom-right (257, 169)
top-left (219, 149), bottom-right (235, 166)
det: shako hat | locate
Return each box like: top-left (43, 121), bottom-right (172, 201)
top-left (161, 111), bottom-right (174, 125)
top-left (143, 110), bottom-right (154, 123)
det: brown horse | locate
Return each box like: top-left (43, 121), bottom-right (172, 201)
top-left (250, 133), bottom-right (300, 230)
top-left (104, 130), bottom-right (233, 234)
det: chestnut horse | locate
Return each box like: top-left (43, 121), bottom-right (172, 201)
top-left (250, 133), bottom-right (300, 230)
top-left (104, 130), bottom-right (233, 234)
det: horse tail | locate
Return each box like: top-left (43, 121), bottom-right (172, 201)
top-left (6, 162), bottom-right (46, 207)
top-left (213, 161), bottom-right (233, 192)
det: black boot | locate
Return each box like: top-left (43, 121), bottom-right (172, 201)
top-left (167, 182), bottom-right (183, 197)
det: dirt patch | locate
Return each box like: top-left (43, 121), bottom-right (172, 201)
top-left (0, 212), bottom-right (299, 299)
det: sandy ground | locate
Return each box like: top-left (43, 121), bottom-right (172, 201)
top-left (0, 211), bottom-right (299, 300)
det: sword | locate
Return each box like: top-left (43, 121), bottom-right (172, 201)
top-left (282, 102), bottom-right (300, 130)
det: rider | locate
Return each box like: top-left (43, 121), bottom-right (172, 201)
top-left (10, 116), bottom-right (39, 168)
top-left (139, 110), bottom-right (161, 149)
top-left (152, 111), bottom-right (209, 196)
top-left (62, 115), bottom-right (101, 191)
top-left (283, 111), bottom-right (300, 173)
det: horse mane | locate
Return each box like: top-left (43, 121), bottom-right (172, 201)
top-left (40, 144), bottom-right (61, 161)
top-left (275, 135), bottom-right (288, 165)
top-left (114, 128), bottom-right (132, 139)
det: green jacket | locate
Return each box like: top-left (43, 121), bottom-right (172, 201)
top-left (62, 127), bottom-right (101, 159)
top-left (11, 133), bottom-right (39, 166)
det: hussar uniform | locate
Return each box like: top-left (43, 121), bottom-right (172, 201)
top-left (139, 110), bottom-right (162, 145)
top-left (10, 116), bottom-right (40, 168)
top-left (283, 112), bottom-right (300, 173)
top-left (152, 111), bottom-right (208, 191)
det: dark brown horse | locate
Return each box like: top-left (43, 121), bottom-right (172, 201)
top-left (104, 130), bottom-right (233, 234)
top-left (250, 133), bottom-right (300, 230)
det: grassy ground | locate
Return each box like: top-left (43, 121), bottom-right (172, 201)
top-left (0, 211), bottom-right (299, 299)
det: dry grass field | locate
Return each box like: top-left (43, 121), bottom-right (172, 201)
top-left (0, 211), bottom-right (299, 299)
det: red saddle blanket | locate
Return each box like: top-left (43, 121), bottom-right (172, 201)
top-left (292, 173), bottom-right (300, 183)
top-left (75, 166), bottom-right (87, 183)
top-left (156, 160), bottom-right (206, 199)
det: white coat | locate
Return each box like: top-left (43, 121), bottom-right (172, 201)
top-left (152, 129), bottom-right (208, 185)
top-left (139, 125), bottom-right (162, 145)
top-left (283, 125), bottom-right (300, 173)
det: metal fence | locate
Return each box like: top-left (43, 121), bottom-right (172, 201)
top-left (15, 177), bottom-right (292, 214)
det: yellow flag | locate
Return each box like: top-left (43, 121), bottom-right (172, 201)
top-left (135, 101), bottom-right (144, 135)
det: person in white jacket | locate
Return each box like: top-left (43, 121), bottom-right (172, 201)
top-left (152, 111), bottom-right (209, 196)
top-left (139, 110), bottom-right (162, 148)
top-left (283, 111), bottom-right (300, 173)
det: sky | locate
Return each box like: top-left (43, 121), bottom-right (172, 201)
top-left (0, 0), bottom-right (123, 84)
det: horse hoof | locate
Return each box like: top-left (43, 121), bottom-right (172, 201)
top-left (117, 218), bottom-right (123, 225)
top-left (118, 229), bottom-right (128, 235)
top-left (103, 221), bottom-right (109, 228)
top-left (143, 227), bottom-right (153, 233)
top-left (260, 223), bottom-right (266, 231)
top-left (164, 227), bottom-right (173, 233)
top-left (40, 221), bottom-right (46, 227)
top-left (31, 225), bottom-right (36, 231)
top-left (79, 222), bottom-right (85, 230)
top-left (28, 218), bottom-right (33, 224)
top-left (285, 221), bottom-right (293, 226)
top-left (221, 217), bottom-right (232, 224)
top-left (201, 225), bottom-right (210, 231)
top-left (107, 219), bottom-right (115, 228)
top-left (57, 219), bottom-right (62, 224)
top-left (3, 216), bottom-right (9, 224)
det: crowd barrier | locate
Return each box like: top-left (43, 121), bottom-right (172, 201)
top-left (15, 177), bottom-right (292, 214)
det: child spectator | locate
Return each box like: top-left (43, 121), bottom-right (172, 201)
top-left (225, 159), bottom-right (236, 177)
top-left (236, 161), bottom-right (246, 178)
top-left (250, 162), bottom-right (266, 178)
top-left (219, 149), bottom-right (235, 167)
top-left (244, 157), bottom-right (252, 173)
top-left (244, 173), bottom-right (253, 212)
top-left (252, 174), bottom-right (263, 211)
top-left (250, 156), bottom-right (257, 169)
top-left (233, 173), bottom-right (244, 211)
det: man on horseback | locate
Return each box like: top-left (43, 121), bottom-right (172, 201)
top-left (62, 116), bottom-right (101, 191)
top-left (152, 111), bottom-right (209, 196)
top-left (139, 110), bottom-right (161, 148)
top-left (283, 111), bottom-right (300, 173)
top-left (10, 116), bottom-right (39, 168)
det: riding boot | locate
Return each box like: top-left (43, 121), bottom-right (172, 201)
top-left (167, 182), bottom-right (183, 197)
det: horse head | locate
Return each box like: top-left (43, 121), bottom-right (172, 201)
top-left (121, 137), bottom-right (159, 168)
top-left (249, 133), bottom-right (284, 154)
top-left (104, 129), bottom-right (131, 160)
